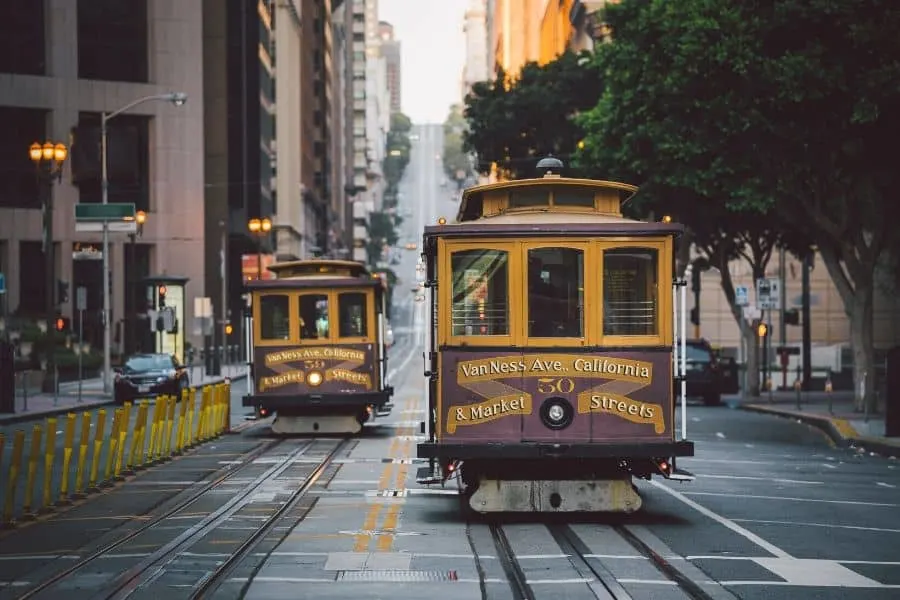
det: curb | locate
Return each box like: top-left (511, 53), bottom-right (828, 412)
top-left (0, 374), bottom-right (247, 426)
top-left (739, 404), bottom-right (900, 459)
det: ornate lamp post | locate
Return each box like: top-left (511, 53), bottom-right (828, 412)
top-left (247, 217), bottom-right (272, 280)
top-left (127, 210), bottom-right (146, 354)
top-left (30, 141), bottom-right (68, 393)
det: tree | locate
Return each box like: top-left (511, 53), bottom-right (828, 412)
top-left (443, 104), bottom-right (473, 187)
top-left (383, 112), bottom-right (413, 206)
top-left (574, 0), bottom-right (812, 396)
top-left (365, 211), bottom-right (400, 268)
top-left (463, 51), bottom-right (603, 178)
top-left (577, 0), bottom-right (900, 409)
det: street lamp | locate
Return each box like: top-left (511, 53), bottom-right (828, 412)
top-left (30, 140), bottom-right (68, 394)
top-left (127, 210), bottom-right (146, 354)
top-left (99, 92), bottom-right (187, 394)
top-left (247, 217), bottom-right (272, 280)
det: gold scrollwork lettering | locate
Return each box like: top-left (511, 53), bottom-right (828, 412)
top-left (446, 394), bottom-right (532, 434)
top-left (259, 369), bottom-right (306, 392)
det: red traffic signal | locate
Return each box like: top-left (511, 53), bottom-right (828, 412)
top-left (54, 317), bottom-right (69, 332)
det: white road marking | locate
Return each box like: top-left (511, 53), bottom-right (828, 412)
top-left (229, 577), bottom-right (336, 583)
top-left (683, 490), bottom-right (900, 507)
top-left (754, 558), bottom-right (881, 587)
top-left (650, 480), bottom-right (792, 558)
top-left (618, 579), bottom-right (678, 585)
top-left (583, 554), bottom-right (647, 560)
top-left (715, 432), bottom-right (726, 439)
top-left (731, 518), bottom-right (900, 534)
top-left (876, 481), bottom-right (896, 488)
top-left (528, 579), bottom-right (593, 584)
top-left (719, 581), bottom-right (900, 588)
top-left (683, 458), bottom-right (779, 466)
top-left (699, 474), bottom-right (824, 485)
top-left (823, 463), bottom-right (838, 469)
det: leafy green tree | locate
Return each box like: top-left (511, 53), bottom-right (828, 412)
top-left (383, 112), bottom-right (413, 206)
top-left (577, 0), bottom-right (900, 408)
top-left (463, 51), bottom-right (603, 178)
top-left (365, 211), bottom-right (400, 268)
top-left (443, 104), bottom-right (472, 187)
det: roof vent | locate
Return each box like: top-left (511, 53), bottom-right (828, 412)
top-left (536, 155), bottom-right (564, 178)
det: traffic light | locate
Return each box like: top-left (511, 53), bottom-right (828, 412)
top-left (55, 316), bottom-right (70, 332)
top-left (757, 322), bottom-right (769, 338)
top-left (690, 306), bottom-right (699, 326)
top-left (784, 308), bottom-right (800, 326)
top-left (158, 285), bottom-right (167, 308)
top-left (225, 322), bottom-right (233, 336)
top-left (57, 280), bottom-right (69, 305)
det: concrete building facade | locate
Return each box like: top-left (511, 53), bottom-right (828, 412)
top-left (378, 22), bottom-right (402, 115)
top-left (461, 0), bottom-right (489, 99)
top-left (0, 0), bottom-right (206, 359)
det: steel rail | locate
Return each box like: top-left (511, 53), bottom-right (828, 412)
top-left (489, 523), bottom-right (536, 600)
top-left (195, 437), bottom-right (353, 599)
top-left (16, 437), bottom-right (287, 600)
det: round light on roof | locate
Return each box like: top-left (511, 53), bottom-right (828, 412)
top-left (438, 217), bottom-right (447, 225)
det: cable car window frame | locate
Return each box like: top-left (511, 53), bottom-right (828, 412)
top-left (597, 239), bottom-right (670, 347)
top-left (298, 291), bottom-right (332, 342)
top-left (337, 289), bottom-right (375, 342)
top-left (253, 292), bottom-right (296, 346)
top-left (521, 240), bottom-right (594, 348)
top-left (440, 239), bottom-right (520, 347)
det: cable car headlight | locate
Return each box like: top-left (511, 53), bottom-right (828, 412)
top-left (307, 371), bottom-right (323, 386)
top-left (540, 397), bottom-right (574, 430)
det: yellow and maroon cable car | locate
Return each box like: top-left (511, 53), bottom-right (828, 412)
top-left (416, 157), bottom-right (695, 513)
top-left (242, 259), bottom-right (394, 434)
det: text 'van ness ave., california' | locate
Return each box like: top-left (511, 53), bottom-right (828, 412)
top-left (265, 346), bottom-right (366, 366)
top-left (457, 354), bottom-right (653, 382)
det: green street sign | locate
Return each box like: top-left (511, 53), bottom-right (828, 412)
top-left (75, 203), bottom-right (137, 233)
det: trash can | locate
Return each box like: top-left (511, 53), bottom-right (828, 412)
top-left (0, 341), bottom-right (14, 413)
top-left (886, 346), bottom-right (900, 437)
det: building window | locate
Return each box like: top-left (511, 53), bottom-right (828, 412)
top-left (18, 241), bottom-right (47, 317)
top-left (527, 247), bottom-right (584, 338)
top-left (78, 0), bottom-right (148, 82)
top-left (71, 113), bottom-right (150, 211)
top-left (603, 248), bottom-right (659, 336)
top-left (451, 249), bottom-right (509, 336)
top-left (0, 1), bottom-right (45, 75)
top-left (0, 107), bottom-right (47, 210)
top-left (260, 295), bottom-right (290, 340)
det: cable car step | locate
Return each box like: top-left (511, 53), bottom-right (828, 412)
top-left (668, 467), bottom-right (695, 482)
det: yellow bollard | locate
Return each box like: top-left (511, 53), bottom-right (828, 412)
top-left (187, 387), bottom-right (197, 447)
top-left (140, 400), bottom-right (154, 466)
top-left (223, 381), bottom-right (232, 434)
top-left (164, 394), bottom-right (176, 458)
top-left (103, 409), bottom-right (123, 484)
top-left (2, 431), bottom-right (25, 526)
top-left (87, 410), bottom-right (107, 491)
top-left (132, 402), bottom-right (150, 469)
top-left (73, 412), bottom-right (92, 498)
top-left (40, 418), bottom-right (58, 513)
top-left (114, 402), bottom-right (131, 480)
top-left (206, 386), bottom-right (214, 439)
top-left (21, 424), bottom-right (43, 519)
top-left (175, 387), bottom-right (189, 454)
top-left (58, 414), bottom-right (76, 505)
top-left (195, 388), bottom-right (207, 443)
top-left (127, 402), bottom-right (145, 471)
top-left (212, 385), bottom-right (221, 436)
top-left (155, 396), bottom-right (169, 461)
top-left (147, 398), bottom-right (162, 464)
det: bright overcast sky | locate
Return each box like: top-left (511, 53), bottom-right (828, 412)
top-left (378, 0), bottom-right (470, 124)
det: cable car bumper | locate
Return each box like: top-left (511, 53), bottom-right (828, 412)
top-left (416, 440), bottom-right (694, 460)
top-left (242, 388), bottom-right (394, 410)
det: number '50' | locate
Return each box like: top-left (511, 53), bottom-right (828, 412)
top-left (537, 377), bottom-right (575, 394)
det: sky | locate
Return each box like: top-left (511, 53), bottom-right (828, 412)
top-left (377, 0), bottom-right (470, 124)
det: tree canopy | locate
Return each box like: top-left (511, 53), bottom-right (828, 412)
top-left (575, 0), bottom-right (900, 407)
top-left (442, 104), bottom-right (473, 186)
top-left (463, 50), bottom-right (603, 178)
top-left (383, 111), bottom-right (413, 205)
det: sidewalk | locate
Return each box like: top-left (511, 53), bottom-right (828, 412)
top-left (734, 390), bottom-right (900, 458)
top-left (1, 364), bottom-right (247, 425)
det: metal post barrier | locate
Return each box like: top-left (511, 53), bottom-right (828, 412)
top-left (186, 388), bottom-right (197, 448)
top-left (40, 418), bottom-right (58, 513)
top-left (73, 413), bottom-right (91, 498)
top-left (195, 388), bottom-right (207, 443)
top-left (2, 431), bottom-right (25, 526)
top-left (58, 414), bottom-right (76, 506)
top-left (114, 402), bottom-right (131, 480)
top-left (103, 409), bottom-right (122, 485)
top-left (223, 381), bottom-right (232, 434)
top-left (147, 398), bottom-right (161, 464)
top-left (213, 385), bottom-right (222, 435)
top-left (175, 387), bottom-right (189, 454)
top-left (164, 394), bottom-right (176, 457)
top-left (21, 424), bottom-right (43, 520)
top-left (132, 402), bottom-right (149, 470)
top-left (87, 409), bottom-right (106, 492)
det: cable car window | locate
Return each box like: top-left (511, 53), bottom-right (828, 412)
top-left (509, 190), bottom-right (548, 208)
top-left (603, 248), bottom-right (659, 336)
top-left (451, 249), bottom-right (509, 336)
top-left (527, 248), bottom-right (584, 337)
top-left (553, 190), bottom-right (594, 207)
top-left (299, 294), bottom-right (329, 340)
top-left (339, 292), bottom-right (368, 338)
top-left (259, 295), bottom-right (290, 340)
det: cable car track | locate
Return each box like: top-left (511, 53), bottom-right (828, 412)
top-left (486, 523), bottom-right (717, 600)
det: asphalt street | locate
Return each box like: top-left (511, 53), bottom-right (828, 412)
top-left (0, 125), bottom-right (897, 598)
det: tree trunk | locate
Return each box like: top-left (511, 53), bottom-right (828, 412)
top-left (717, 263), bottom-right (761, 397)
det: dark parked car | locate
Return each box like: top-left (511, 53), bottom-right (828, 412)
top-left (114, 353), bottom-right (190, 404)
top-left (674, 339), bottom-right (722, 406)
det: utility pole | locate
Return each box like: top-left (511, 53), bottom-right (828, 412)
top-left (779, 246), bottom-right (787, 390)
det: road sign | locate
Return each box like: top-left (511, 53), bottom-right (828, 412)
top-left (756, 277), bottom-right (781, 310)
top-left (735, 285), bottom-right (749, 307)
top-left (194, 296), bottom-right (213, 318)
top-left (75, 202), bottom-right (138, 233)
top-left (76, 286), bottom-right (87, 311)
top-left (0, 272), bottom-right (5, 295)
